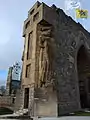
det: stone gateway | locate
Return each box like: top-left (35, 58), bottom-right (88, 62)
top-left (20, 1), bottom-right (90, 117)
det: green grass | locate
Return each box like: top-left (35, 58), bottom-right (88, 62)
top-left (73, 111), bottom-right (90, 116)
top-left (0, 107), bottom-right (13, 115)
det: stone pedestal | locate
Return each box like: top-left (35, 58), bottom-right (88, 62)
top-left (34, 86), bottom-right (57, 117)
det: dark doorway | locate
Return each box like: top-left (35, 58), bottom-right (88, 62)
top-left (24, 88), bottom-right (29, 108)
top-left (77, 46), bottom-right (90, 108)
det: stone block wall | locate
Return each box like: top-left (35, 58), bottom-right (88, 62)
top-left (0, 96), bottom-right (14, 110)
top-left (21, 1), bottom-right (90, 116)
top-left (34, 86), bottom-right (57, 117)
top-left (51, 9), bottom-right (90, 115)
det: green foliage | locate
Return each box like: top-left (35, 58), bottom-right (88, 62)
top-left (74, 111), bottom-right (90, 116)
top-left (0, 107), bottom-right (13, 115)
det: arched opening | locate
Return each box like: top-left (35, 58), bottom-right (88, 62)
top-left (77, 45), bottom-right (90, 108)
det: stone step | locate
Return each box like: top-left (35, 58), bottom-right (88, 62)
top-left (14, 109), bottom-right (28, 116)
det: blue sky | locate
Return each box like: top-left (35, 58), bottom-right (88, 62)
top-left (0, 70), bottom-right (8, 85)
top-left (0, 0), bottom-right (90, 86)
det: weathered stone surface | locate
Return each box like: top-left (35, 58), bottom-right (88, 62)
top-left (21, 1), bottom-right (90, 117)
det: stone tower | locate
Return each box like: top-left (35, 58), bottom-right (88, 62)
top-left (6, 67), bottom-right (13, 95)
top-left (21, 1), bottom-right (90, 117)
top-left (6, 63), bottom-right (21, 96)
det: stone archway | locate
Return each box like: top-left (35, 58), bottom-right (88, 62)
top-left (77, 45), bottom-right (90, 108)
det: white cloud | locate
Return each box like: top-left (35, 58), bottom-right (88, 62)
top-left (0, 20), bottom-right (13, 45)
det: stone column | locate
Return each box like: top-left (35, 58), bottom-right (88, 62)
top-left (28, 84), bottom-right (35, 116)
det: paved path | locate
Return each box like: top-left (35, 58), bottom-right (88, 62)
top-left (0, 116), bottom-right (90, 120)
top-left (38, 117), bottom-right (90, 120)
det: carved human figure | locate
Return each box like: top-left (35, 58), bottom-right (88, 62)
top-left (38, 36), bottom-right (49, 87)
top-left (37, 25), bottom-right (53, 87)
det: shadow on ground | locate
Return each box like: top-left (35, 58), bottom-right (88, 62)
top-left (0, 107), bottom-right (13, 115)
